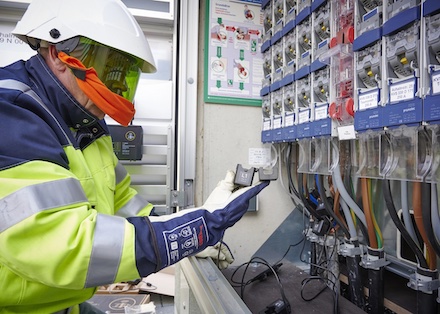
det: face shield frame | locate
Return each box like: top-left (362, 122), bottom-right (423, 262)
top-left (56, 36), bottom-right (143, 102)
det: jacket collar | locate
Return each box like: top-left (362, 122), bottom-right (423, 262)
top-left (25, 54), bottom-right (98, 129)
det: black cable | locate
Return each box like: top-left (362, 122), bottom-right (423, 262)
top-left (317, 174), bottom-right (350, 238)
top-left (286, 143), bottom-right (300, 199)
top-left (421, 182), bottom-right (440, 258)
top-left (298, 172), bottom-right (321, 219)
top-left (299, 234), bottom-right (340, 314)
top-left (232, 257), bottom-right (291, 313)
top-left (383, 179), bottom-right (428, 269)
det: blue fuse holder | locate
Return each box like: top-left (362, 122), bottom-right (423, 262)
top-left (423, 0), bottom-right (440, 16)
top-left (383, 6), bottom-right (420, 36)
top-left (384, 78), bottom-right (423, 127)
top-left (424, 69), bottom-right (440, 123)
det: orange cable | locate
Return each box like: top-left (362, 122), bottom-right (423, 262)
top-left (361, 177), bottom-right (377, 248)
top-left (413, 182), bottom-right (437, 270)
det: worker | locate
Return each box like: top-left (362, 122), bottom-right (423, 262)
top-left (0, 0), bottom-right (269, 313)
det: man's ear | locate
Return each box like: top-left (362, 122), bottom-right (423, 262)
top-left (46, 45), bottom-right (68, 73)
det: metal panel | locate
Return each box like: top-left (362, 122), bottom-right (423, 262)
top-left (176, 0), bottom-right (199, 209)
top-left (178, 257), bottom-right (252, 314)
top-left (121, 124), bottom-right (174, 214)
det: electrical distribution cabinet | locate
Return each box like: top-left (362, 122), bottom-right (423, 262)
top-left (260, 0), bottom-right (440, 313)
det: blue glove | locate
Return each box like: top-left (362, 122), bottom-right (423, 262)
top-left (127, 171), bottom-right (269, 277)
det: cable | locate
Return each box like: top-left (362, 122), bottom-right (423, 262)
top-left (383, 180), bottom-right (428, 269)
top-left (413, 181), bottom-right (437, 270)
top-left (286, 143), bottom-right (300, 199)
top-left (231, 257), bottom-right (291, 313)
top-left (339, 197), bottom-right (358, 240)
top-left (421, 182), bottom-right (440, 263)
top-left (316, 174), bottom-right (350, 238)
top-left (401, 180), bottom-right (419, 244)
top-left (361, 177), bottom-right (377, 248)
top-left (299, 234), bottom-right (340, 314)
top-left (431, 183), bottom-right (440, 244)
top-left (332, 164), bottom-right (367, 228)
top-left (298, 172), bottom-right (320, 218)
top-left (333, 191), bottom-right (349, 233)
top-left (281, 144), bottom-right (300, 201)
top-left (369, 179), bottom-right (383, 248)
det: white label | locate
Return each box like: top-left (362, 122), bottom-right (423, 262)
top-left (338, 125), bottom-right (356, 140)
top-left (285, 114), bottom-right (294, 126)
top-left (263, 120), bottom-right (271, 131)
top-left (432, 71), bottom-right (440, 94)
top-left (273, 117), bottom-right (282, 129)
top-left (358, 90), bottom-right (379, 110)
top-left (389, 80), bottom-right (415, 103)
top-left (314, 105), bottom-right (328, 120)
top-left (249, 148), bottom-right (271, 166)
top-left (298, 110), bottom-right (310, 124)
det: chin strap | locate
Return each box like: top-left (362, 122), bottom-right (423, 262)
top-left (58, 51), bottom-right (135, 126)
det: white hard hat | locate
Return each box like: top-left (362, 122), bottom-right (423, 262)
top-left (12, 0), bottom-right (156, 73)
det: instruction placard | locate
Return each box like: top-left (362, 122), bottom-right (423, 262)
top-left (204, 0), bottom-right (263, 107)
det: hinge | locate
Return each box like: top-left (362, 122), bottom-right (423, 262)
top-left (170, 179), bottom-right (194, 208)
top-left (170, 190), bottom-right (185, 207)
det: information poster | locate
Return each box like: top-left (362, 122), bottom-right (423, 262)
top-left (204, 0), bottom-right (263, 106)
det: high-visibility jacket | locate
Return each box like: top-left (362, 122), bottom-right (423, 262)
top-left (0, 55), bottom-right (154, 313)
top-left (0, 54), bottom-right (268, 314)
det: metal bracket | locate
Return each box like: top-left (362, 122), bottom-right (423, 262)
top-left (338, 242), bottom-right (363, 257)
top-left (407, 273), bottom-right (440, 294)
top-left (170, 190), bottom-right (185, 207)
top-left (306, 228), bottom-right (320, 243)
top-left (361, 254), bottom-right (390, 270)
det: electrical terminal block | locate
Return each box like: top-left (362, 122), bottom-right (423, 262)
top-left (273, 0), bottom-right (284, 24)
top-left (284, 31), bottom-right (296, 64)
top-left (386, 21), bottom-right (419, 79)
top-left (262, 94), bottom-right (272, 119)
top-left (297, 76), bottom-right (311, 108)
top-left (359, 0), bottom-right (382, 12)
top-left (263, 4), bottom-right (273, 34)
top-left (285, 1), bottom-right (296, 25)
top-left (297, 18), bottom-right (312, 52)
top-left (262, 76), bottom-right (271, 92)
top-left (356, 41), bottom-right (381, 89)
top-left (272, 41), bottom-right (284, 71)
top-left (283, 85), bottom-right (295, 113)
top-left (314, 2), bottom-right (331, 42)
top-left (358, 5), bottom-right (382, 36)
top-left (313, 67), bottom-right (330, 103)
top-left (387, 0), bottom-right (418, 20)
top-left (262, 95), bottom-right (272, 132)
top-left (298, 50), bottom-right (311, 69)
top-left (263, 50), bottom-right (272, 78)
top-left (427, 12), bottom-right (440, 67)
top-left (286, 0), bottom-right (296, 12)
top-left (298, 0), bottom-right (311, 13)
top-left (315, 39), bottom-right (330, 61)
top-left (272, 89), bottom-right (283, 117)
